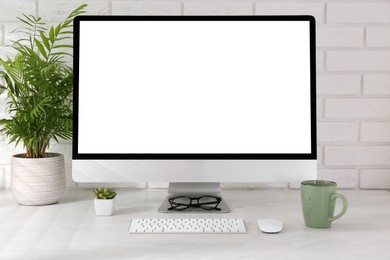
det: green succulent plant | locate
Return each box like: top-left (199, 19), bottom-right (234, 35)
top-left (0, 4), bottom-right (87, 158)
top-left (94, 188), bottom-right (117, 200)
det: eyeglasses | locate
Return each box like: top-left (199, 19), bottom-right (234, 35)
top-left (168, 195), bottom-right (222, 211)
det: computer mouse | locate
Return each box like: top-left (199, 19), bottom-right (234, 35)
top-left (257, 219), bottom-right (283, 234)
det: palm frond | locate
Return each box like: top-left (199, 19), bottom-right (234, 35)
top-left (0, 4), bottom-right (87, 158)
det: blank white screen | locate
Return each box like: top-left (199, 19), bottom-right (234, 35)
top-left (78, 20), bottom-right (312, 154)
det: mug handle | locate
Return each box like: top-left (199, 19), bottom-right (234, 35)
top-left (328, 193), bottom-right (348, 222)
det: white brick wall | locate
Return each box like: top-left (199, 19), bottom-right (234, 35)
top-left (316, 51), bottom-right (325, 71)
top-left (0, 0), bottom-right (36, 21)
top-left (317, 169), bottom-right (358, 189)
top-left (363, 74), bottom-right (390, 94)
top-left (366, 27), bottom-right (390, 47)
top-left (325, 98), bottom-right (390, 119)
top-left (255, 3), bottom-right (325, 23)
top-left (112, 1), bottom-right (181, 15)
top-left (361, 122), bottom-right (390, 142)
top-left (317, 26), bottom-right (364, 48)
top-left (327, 51), bottom-right (390, 71)
top-left (317, 75), bottom-right (361, 95)
top-left (325, 146), bottom-right (390, 166)
top-left (327, 3), bottom-right (390, 24)
top-left (317, 122), bottom-right (359, 143)
top-left (360, 169), bottom-right (390, 189)
top-left (184, 3), bottom-right (252, 15)
top-left (0, 0), bottom-right (390, 190)
top-left (39, 1), bottom-right (109, 21)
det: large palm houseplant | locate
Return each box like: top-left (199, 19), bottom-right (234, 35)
top-left (0, 5), bottom-right (87, 205)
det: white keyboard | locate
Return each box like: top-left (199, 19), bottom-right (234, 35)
top-left (128, 218), bottom-right (247, 234)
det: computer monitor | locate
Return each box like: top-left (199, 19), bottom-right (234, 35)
top-left (72, 16), bottom-right (317, 213)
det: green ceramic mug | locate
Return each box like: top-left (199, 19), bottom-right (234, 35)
top-left (301, 180), bottom-right (348, 228)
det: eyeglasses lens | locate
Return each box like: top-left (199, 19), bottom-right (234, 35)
top-left (198, 196), bottom-right (220, 210)
top-left (169, 196), bottom-right (191, 210)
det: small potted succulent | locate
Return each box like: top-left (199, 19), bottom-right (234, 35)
top-left (94, 188), bottom-right (117, 216)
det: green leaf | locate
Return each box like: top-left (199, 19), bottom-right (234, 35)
top-left (40, 31), bottom-right (51, 51)
top-left (66, 4), bottom-right (88, 20)
top-left (50, 52), bottom-right (72, 57)
top-left (62, 20), bottom-right (72, 29)
top-left (22, 14), bottom-right (35, 24)
top-left (56, 36), bottom-right (72, 41)
top-left (55, 23), bottom-right (62, 36)
top-left (34, 39), bottom-right (48, 59)
top-left (2, 73), bottom-right (15, 95)
top-left (49, 26), bottom-right (55, 43)
top-left (0, 84), bottom-right (5, 95)
top-left (17, 17), bottom-right (34, 27)
top-left (52, 44), bottom-right (73, 49)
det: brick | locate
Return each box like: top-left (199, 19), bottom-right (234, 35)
top-left (184, 3), bottom-right (252, 15)
top-left (328, 3), bottom-right (390, 24)
top-left (327, 51), bottom-right (390, 72)
top-left (317, 145), bottom-right (323, 167)
top-left (255, 3), bottom-right (324, 23)
top-left (325, 146), bottom-right (390, 166)
top-left (317, 98), bottom-right (323, 119)
top-left (316, 51), bottom-right (324, 72)
top-left (361, 122), bottom-right (390, 142)
top-left (363, 74), bottom-right (390, 95)
top-left (112, 1), bottom-right (181, 15)
top-left (325, 98), bottom-right (390, 119)
top-left (0, 0), bottom-right (36, 21)
top-left (367, 27), bottom-right (390, 47)
top-left (317, 26), bottom-right (363, 48)
top-left (317, 122), bottom-right (359, 143)
top-left (317, 169), bottom-right (358, 189)
top-left (317, 75), bottom-right (361, 95)
top-left (39, 1), bottom-right (109, 21)
top-left (360, 169), bottom-right (390, 189)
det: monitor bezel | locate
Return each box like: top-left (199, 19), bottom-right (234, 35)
top-left (73, 15), bottom-right (317, 160)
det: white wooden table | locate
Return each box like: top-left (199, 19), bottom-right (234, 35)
top-left (0, 189), bottom-right (389, 260)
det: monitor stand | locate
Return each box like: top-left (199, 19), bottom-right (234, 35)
top-left (158, 182), bottom-right (231, 213)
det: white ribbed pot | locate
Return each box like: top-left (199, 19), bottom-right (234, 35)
top-left (11, 153), bottom-right (66, 206)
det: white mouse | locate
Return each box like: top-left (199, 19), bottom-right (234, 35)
top-left (257, 219), bottom-right (283, 234)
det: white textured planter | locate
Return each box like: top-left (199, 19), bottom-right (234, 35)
top-left (11, 153), bottom-right (66, 206)
top-left (94, 198), bottom-right (116, 216)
